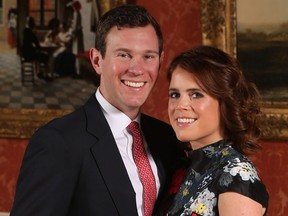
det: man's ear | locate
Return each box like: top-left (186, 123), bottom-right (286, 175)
top-left (160, 51), bottom-right (164, 63)
top-left (90, 48), bottom-right (102, 75)
top-left (159, 51), bottom-right (164, 69)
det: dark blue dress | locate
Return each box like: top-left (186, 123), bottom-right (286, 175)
top-left (166, 140), bottom-right (269, 216)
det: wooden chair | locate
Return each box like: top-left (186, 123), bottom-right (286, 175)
top-left (20, 57), bottom-right (36, 85)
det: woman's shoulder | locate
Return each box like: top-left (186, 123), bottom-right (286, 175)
top-left (218, 145), bottom-right (255, 168)
top-left (216, 145), bottom-right (263, 189)
top-left (216, 145), bottom-right (269, 209)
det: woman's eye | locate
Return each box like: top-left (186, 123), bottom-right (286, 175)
top-left (190, 92), bottom-right (204, 99)
top-left (169, 92), bottom-right (180, 99)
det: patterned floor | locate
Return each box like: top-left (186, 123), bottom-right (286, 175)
top-left (0, 48), bottom-right (96, 110)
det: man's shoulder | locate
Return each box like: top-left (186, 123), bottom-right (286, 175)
top-left (49, 106), bottom-right (84, 123)
top-left (47, 94), bottom-right (99, 127)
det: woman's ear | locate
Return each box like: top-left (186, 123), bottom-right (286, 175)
top-left (90, 48), bottom-right (102, 75)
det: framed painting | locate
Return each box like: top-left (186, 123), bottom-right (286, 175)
top-left (201, 0), bottom-right (288, 141)
top-left (0, 0), bottom-right (127, 139)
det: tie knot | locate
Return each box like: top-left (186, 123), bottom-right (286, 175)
top-left (127, 121), bottom-right (140, 135)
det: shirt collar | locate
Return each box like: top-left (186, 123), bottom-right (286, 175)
top-left (95, 88), bottom-right (141, 136)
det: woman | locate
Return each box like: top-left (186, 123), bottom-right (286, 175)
top-left (66, 0), bottom-right (84, 76)
top-left (163, 46), bottom-right (269, 215)
top-left (22, 16), bottom-right (51, 81)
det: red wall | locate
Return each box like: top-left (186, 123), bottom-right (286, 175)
top-left (139, 0), bottom-right (202, 122)
top-left (0, 138), bottom-right (27, 211)
top-left (0, 1), bottom-right (287, 216)
top-left (250, 141), bottom-right (288, 215)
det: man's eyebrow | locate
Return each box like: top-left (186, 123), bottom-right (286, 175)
top-left (146, 50), bottom-right (160, 55)
top-left (114, 48), bottom-right (159, 55)
top-left (114, 48), bottom-right (130, 52)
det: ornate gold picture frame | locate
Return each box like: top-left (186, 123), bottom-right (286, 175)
top-left (200, 0), bottom-right (288, 141)
top-left (0, 108), bottom-right (72, 139)
top-left (0, 0), bottom-right (287, 141)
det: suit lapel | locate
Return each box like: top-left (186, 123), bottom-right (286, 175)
top-left (84, 95), bottom-right (138, 215)
top-left (90, 134), bottom-right (137, 215)
top-left (141, 115), bottom-right (166, 193)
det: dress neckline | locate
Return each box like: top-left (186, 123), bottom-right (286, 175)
top-left (187, 139), bottom-right (229, 173)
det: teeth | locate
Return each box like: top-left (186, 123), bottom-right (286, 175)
top-left (177, 118), bottom-right (196, 123)
top-left (124, 80), bottom-right (144, 88)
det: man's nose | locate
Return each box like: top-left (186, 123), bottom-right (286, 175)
top-left (128, 57), bottom-right (144, 75)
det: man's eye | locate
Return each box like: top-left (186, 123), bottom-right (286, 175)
top-left (117, 53), bottom-right (130, 58)
top-left (144, 54), bottom-right (155, 59)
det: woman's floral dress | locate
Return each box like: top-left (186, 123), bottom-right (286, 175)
top-left (166, 140), bottom-right (269, 216)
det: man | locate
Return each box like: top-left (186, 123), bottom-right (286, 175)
top-left (11, 5), bottom-right (181, 216)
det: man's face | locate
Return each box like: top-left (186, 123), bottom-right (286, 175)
top-left (90, 25), bottom-right (163, 119)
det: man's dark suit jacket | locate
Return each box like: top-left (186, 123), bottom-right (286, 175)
top-left (10, 94), bottom-right (180, 216)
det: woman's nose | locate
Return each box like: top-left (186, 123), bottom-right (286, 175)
top-left (176, 103), bottom-right (190, 110)
top-left (176, 96), bottom-right (191, 110)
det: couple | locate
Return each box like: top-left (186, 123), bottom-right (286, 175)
top-left (11, 5), bottom-right (268, 216)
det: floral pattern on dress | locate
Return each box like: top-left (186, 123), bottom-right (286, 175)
top-left (181, 188), bottom-right (216, 216)
top-left (166, 140), bottom-right (269, 216)
top-left (223, 158), bottom-right (260, 183)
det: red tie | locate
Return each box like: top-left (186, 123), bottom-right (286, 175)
top-left (127, 121), bottom-right (157, 216)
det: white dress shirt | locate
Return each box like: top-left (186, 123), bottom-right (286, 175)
top-left (95, 89), bottom-right (160, 216)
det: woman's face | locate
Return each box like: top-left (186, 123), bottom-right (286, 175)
top-left (168, 66), bottom-right (223, 150)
